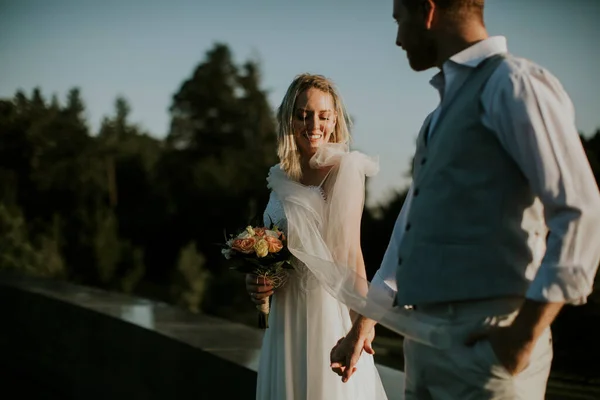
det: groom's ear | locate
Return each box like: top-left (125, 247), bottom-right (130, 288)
top-left (421, 0), bottom-right (435, 30)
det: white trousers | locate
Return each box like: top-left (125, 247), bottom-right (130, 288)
top-left (403, 297), bottom-right (553, 400)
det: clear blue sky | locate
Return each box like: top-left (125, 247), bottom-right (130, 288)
top-left (1, 0), bottom-right (598, 206)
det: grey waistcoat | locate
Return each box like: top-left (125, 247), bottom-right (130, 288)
top-left (395, 54), bottom-right (543, 306)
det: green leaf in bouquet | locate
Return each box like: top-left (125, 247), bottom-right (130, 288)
top-left (246, 258), bottom-right (265, 268)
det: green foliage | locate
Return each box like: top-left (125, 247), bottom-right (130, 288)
top-left (170, 242), bottom-right (210, 313)
top-left (0, 42), bottom-right (277, 304)
top-left (94, 209), bottom-right (121, 284)
top-left (0, 203), bottom-right (65, 278)
top-left (155, 43), bottom-right (278, 281)
top-left (118, 242), bottom-right (145, 294)
top-left (0, 203), bottom-right (39, 274)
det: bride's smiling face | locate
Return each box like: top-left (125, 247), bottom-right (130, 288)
top-left (293, 88), bottom-right (336, 159)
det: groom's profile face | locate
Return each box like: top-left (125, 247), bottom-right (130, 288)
top-left (393, 0), bottom-right (438, 71)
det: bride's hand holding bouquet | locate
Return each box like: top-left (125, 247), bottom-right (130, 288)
top-left (222, 224), bottom-right (292, 328)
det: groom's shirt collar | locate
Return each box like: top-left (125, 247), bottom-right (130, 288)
top-left (448, 35), bottom-right (507, 68)
top-left (430, 36), bottom-right (508, 101)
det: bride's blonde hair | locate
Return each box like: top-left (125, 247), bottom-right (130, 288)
top-left (276, 73), bottom-right (352, 182)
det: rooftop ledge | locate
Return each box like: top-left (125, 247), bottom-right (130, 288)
top-left (0, 273), bottom-right (404, 399)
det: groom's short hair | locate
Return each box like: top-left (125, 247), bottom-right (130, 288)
top-left (402, 0), bottom-right (484, 22)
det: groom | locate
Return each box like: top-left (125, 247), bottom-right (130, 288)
top-left (330, 0), bottom-right (600, 398)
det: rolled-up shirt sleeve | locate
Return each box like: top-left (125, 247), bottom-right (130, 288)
top-left (484, 63), bottom-right (600, 305)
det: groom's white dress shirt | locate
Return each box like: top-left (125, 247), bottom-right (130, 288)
top-left (372, 36), bottom-right (600, 305)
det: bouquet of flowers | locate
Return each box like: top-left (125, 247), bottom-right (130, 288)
top-left (222, 223), bottom-right (292, 328)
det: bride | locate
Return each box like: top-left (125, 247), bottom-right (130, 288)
top-left (245, 73), bottom-right (388, 399)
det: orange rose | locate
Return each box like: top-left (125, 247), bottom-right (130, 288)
top-left (232, 237), bottom-right (256, 254)
top-left (264, 236), bottom-right (283, 253)
top-left (254, 227), bottom-right (266, 237)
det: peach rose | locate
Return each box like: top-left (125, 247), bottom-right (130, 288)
top-left (232, 237), bottom-right (256, 254)
top-left (264, 236), bottom-right (283, 253)
top-left (254, 227), bottom-right (266, 237)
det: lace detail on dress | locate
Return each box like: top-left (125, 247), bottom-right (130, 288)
top-left (263, 188), bottom-right (325, 293)
top-left (307, 185), bottom-right (327, 201)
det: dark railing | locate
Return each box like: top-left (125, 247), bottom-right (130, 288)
top-left (0, 275), bottom-right (259, 399)
top-left (0, 274), bottom-right (403, 399)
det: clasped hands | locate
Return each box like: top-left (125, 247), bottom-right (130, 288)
top-left (330, 322), bottom-right (376, 383)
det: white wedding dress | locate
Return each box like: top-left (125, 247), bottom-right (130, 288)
top-left (256, 188), bottom-right (388, 400)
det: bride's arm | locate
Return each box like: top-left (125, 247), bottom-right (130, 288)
top-left (325, 156), bottom-right (373, 320)
top-left (342, 181), bottom-right (370, 321)
top-left (349, 246), bottom-right (368, 322)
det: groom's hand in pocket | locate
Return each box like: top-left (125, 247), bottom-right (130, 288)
top-left (465, 300), bottom-right (562, 376)
top-left (245, 274), bottom-right (274, 305)
top-left (465, 325), bottom-right (534, 376)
